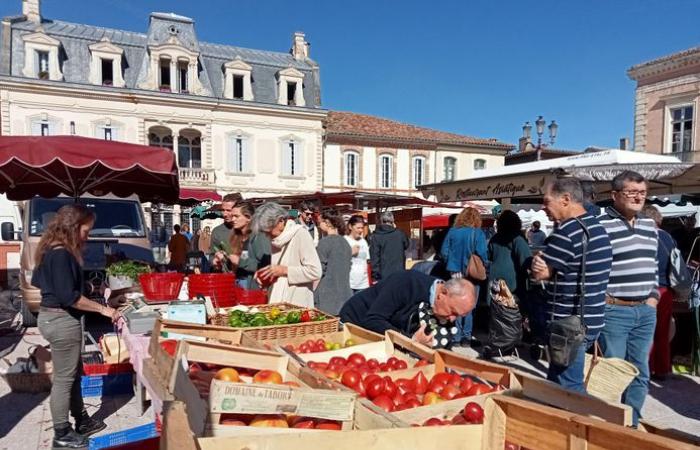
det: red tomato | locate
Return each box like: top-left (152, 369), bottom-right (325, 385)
top-left (414, 359), bottom-right (430, 368)
top-left (378, 363), bottom-right (390, 372)
top-left (366, 359), bottom-right (380, 369)
top-left (354, 378), bottom-right (366, 397)
top-left (394, 402), bottom-right (409, 411)
top-left (314, 362), bottom-right (328, 371)
top-left (412, 371), bottom-right (428, 395)
top-left (428, 380), bottom-right (446, 395)
top-left (347, 353), bottom-right (366, 366)
top-left (462, 402), bottom-right (484, 424)
top-left (364, 373), bottom-right (381, 385)
top-left (382, 379), bottom-right (398, 398)
top-left (423, 417), bottom-right (445, 427)
top-left (340, 370), bottom-right (361, 389)
top-left (345, 361), bottom-right (358, 370)
top-left (451, 414), bottom-right (468, 425)
top-left (315, 421), bottom-right (342, 430)
top-left (405, 398), bottom-right (422, 409)
top-left (440, 385), bottom-right (461, 400)
top-left (299, 343), bottom-right (311, 353)
top-left (391, 391), bottom-right (405, 406)
top-left (447, 373), bottom-right (463, 388)
top-left (430, 372), bottom-right (452, 386)
top-left (394, 360), bottom-right (408, 370)
top-left (466, 383), bottom-right (492, 397)
top-left (315, 339), bottom-right (325, 348)
top-left (372, 394), bottom-right (395, 412)
top-left (365, 377), bottom-right (386, 400)
top-left (394, 378), bottom-right (414, 394)
top-left (329, 356), bottom-right (347, 366)
top-left (188, 362), bottom-right (202, 373)
top-left (460, 377), bottom-right (474, 394)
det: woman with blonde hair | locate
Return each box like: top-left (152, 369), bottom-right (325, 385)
top-left (440, 206), bottom-right (488, 347)
top-left (33, 204), bottom-right (120, 448)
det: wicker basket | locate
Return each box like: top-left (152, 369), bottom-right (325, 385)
top-left (584, 343), bottom-right (639, 403)
top-left (1, 372), bottom-right (52, 393)
top-left (211, 303), bottom-right (340, 341)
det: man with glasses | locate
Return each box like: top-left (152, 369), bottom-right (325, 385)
top-left (598, 170), bottom-right (658, 427)
top-left (295, 200), bottom-right (319, 246)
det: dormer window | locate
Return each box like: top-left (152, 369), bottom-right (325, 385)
top-left (88, 38), bottom-right (125, 87)
top-left (101, 58), bottom-right (113, 85)
top-left (22, 32), bottom-right (63, 81)
top-left (177, 60), bottom-right (189, 93)
top-left (233, 75), bottom-right (244, 99)
top-left (223, 57), bottom-right (253, 101)
top-left (159, 57), bottom-right (171, 90)
top-left (276, 67), bottom-right (305, 107)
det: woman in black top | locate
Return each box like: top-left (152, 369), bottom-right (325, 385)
top-left (33, 204), bottom-right (120, 449)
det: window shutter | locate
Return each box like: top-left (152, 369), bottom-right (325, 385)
top-left (227, 137), bottom-right (236, 172)
top-left (282, 141), bottom-right (292, 175)
top-left (295, 143), bottom-right (303, 176)
top-left (31, 121), bottom-right (42, 136)
top-left (241, 138), bottom-right (251, 173)
top-left (111, 127), bottom-right (119, 141)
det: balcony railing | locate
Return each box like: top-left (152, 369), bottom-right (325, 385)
top-left (179, 167), bottom-right (216, 186)
top-left (668, 150), bottom-right (700, 163)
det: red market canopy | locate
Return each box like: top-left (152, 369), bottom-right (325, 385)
top-left (179, 188), bottom-right (222, 206)
top-left (0, 135), bottom-right (179, 203)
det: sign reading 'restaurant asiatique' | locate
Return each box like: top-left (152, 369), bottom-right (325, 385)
top-left (434, 175), bottom-right (550, 202)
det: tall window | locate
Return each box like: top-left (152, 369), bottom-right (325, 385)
top-left (178, 136), bottom-right (201, 168)
top-left (443, 157), bottom-right (456, 181)
top-left (287, 82), bottom-right (297, 106)
top-left (379, 155), bottom-right (393, 189)
top-left (344, 151), bottom-right (359, 186)
top-left (233, 75), bottom-right (244, 99)
top-left (282, 140), bottom-right (302, 176)
top-left (413, 156), bottom-right (425, 187)
top-left (149, 132), bottom-right (173, 150)
top-left (36, 50), bottom-right (49, 78)
top-left (228, 136), bottom-right (250, 173)
top-left (177, 61), bottom-right (189, 93)
top-left (101, 58), bottom-right (113, 85)
top-left (474, 158), bottom-right (486, 171)
top-left (671, 106), bottom-right (694, 153)
top-left (31, 119), bottom-right (51, 136)
top-left (98, 125), bottom-right (118, 141)
top-left (159, 57), bottom-right (171, 89)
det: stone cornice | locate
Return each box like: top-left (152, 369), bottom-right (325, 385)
top-left (326, 132), bottom-right (512, 153)
top-left (0, 75), bottom-right (327, 121)
top-left (628, 47), bottom-right (700, 81)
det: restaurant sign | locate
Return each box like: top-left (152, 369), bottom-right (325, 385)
top-left (431, 174), bottom-right (552, 202)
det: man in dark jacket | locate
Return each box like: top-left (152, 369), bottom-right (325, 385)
top-left (369, 212), bottom-right (410, 282)
top-left (339, 270), bottom-right (476, 349)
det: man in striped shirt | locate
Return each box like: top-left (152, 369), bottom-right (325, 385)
top-left (598, 170), bottom-right (658, 426)
top-left (531, 178), bottom-right (612, 393)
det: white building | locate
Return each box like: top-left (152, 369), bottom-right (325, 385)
top-left (0, 0), bottom-right (325, 230)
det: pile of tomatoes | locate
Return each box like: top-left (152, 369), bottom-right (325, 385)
top-left (417, 401), bottom-right (485, 426)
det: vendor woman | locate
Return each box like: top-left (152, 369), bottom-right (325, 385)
top-left (33, 204), bottom-right (121, 449)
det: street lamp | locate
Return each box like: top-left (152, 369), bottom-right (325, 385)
top-left (521, 116), bottom-right (558, 160)
top-left (535, 116), bottom-right (546, 147)
top-left (548, 120), bottom-right (558, 145)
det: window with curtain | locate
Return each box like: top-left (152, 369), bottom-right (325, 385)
top-left (379, 155), bottom-right (393, 189)
top-left (178, 136), bottom-right (202, 168)
top-left (344, 151), bottom-right (359, 186)
top-left (228, 136), bottom-right (250, 173)
top-left (282, 140), bottom-right (303, 176)
top-left (443, 157), bottom-right (456, 181)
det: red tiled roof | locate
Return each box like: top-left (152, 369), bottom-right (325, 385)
top-left (325, 111), bottom-right (513, 150)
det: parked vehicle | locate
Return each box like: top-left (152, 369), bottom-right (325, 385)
top-left (1, 194), bottom-right (154, 326)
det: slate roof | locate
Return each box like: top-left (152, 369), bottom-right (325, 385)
top-left (2, 13), bottom-right (321, 107)
top-left (325, 111), bottom-right (513, 150)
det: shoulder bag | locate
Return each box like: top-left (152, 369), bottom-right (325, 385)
top-left (547, 218), bottom-right (589, 368)
top-left (466, 229), bottom-right (487, 281)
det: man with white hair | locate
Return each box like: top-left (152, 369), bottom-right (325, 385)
top-left (369, 211), bottom-right (410, 283)
top-left (339, 270), bottom-right (476, 349)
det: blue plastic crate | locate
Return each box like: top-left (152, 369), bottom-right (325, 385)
top-left (81, 373), bottom-right (133, 397)
top-left (89, 422), bottom-right (158, 450)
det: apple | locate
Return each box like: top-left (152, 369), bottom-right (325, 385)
top-left (214, 368), bottom-right (241, 382)
top-left (422, 391), bottom-right (443, 406)
top-left (344, 339), bottom-right (356, 347)
top-left (250, 414), bottom-right (289, 428)
top-left (462, 402), bottom-right (484, 424)
top-left (253, 370), bottom-right (284, 384)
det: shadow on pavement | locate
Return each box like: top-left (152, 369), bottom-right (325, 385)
top-left (648, 375), bottom-right (700, 421)
top-left (0, 391), bottom-right (49, 438)
top-left (89, 392), bottom-right (134, 423)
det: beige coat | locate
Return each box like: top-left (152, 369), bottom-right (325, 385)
top-left (269, 220), bottom-right (322, 307)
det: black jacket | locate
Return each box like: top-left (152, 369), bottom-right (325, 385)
top-left (369, 225), bottom-right (409, 281)
top-left (339, 270), bottom-right (435, 336)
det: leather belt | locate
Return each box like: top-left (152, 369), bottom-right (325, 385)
top-left (39, 306), bottom-right (67, 313)
top-left (605, 295), bottom-right (644, 306)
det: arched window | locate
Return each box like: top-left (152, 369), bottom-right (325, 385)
top-left (178, 133), bottom-right (202, 168)
top-left (443, 157), bottom-right (457, 181)
top-left (379, 154), bottom-right (393, 189)
top-left (474, 158), bottom-right (486, 171)
top-left (148, 126), bottom-right (173, 150)
top-left (344, 151), bottom-right (359, 187)
top-left (412, 156), bottom-right (426, 188)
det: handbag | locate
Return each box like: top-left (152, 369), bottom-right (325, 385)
top-left (547, 219), bottom-right (589, 368)
top-left (583, 341), bottom-right (639, 403)
top-left (466, 230), bottom-right (487, 281)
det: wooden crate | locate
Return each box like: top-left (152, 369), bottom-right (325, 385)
top-left (162, 395), bottom-right (697, 450)
top-left (241, 323), bottom-right (383, 352)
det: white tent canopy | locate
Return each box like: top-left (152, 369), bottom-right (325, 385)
top-left (420, 149), bottom-right (698, 203)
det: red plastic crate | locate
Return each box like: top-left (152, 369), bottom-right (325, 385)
top-left (139, 273), bottom-right (185, 301)
top-left (234, 286), bottom-right (268, 305)
top-left (188, 273), bottom-right (236, 307)
top-left (83, 362), bottom-right (133, 376)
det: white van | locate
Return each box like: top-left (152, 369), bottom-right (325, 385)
top-left (1, 194), bottom-right (154, 326)
top-left (0, 194), bottom-right (22, 291)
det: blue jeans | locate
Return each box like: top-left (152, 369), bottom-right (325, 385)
top-left (599, 303), bottom-right (656, 426)
top-left (547, 336), bottom-right (595, 393)
top-left (453, 285), bottom-right (479, 342)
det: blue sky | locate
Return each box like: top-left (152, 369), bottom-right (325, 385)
top-left (2, 0), bottom-right (699, 150)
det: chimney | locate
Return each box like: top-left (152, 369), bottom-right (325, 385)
top-left (291, 32), bottom-right (309, 60)
top-left (619, 137), bottom-right (630, 150)
top-left (22, 0), bottom-right (41, 23)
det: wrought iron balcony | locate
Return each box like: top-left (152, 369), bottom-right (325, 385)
top-left (178, 167), bottom-right (216, 186)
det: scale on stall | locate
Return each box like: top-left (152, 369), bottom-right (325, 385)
top-left (165, 296), bottom-right (207, 340)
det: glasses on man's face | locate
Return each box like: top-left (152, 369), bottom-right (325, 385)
top-left (302, 210), bottom-right (313, 216)
top-left (617, 190), bottom-right (647, 199)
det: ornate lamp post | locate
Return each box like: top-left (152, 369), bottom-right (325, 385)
top-left (522, 116), bottom-right (558, 160)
